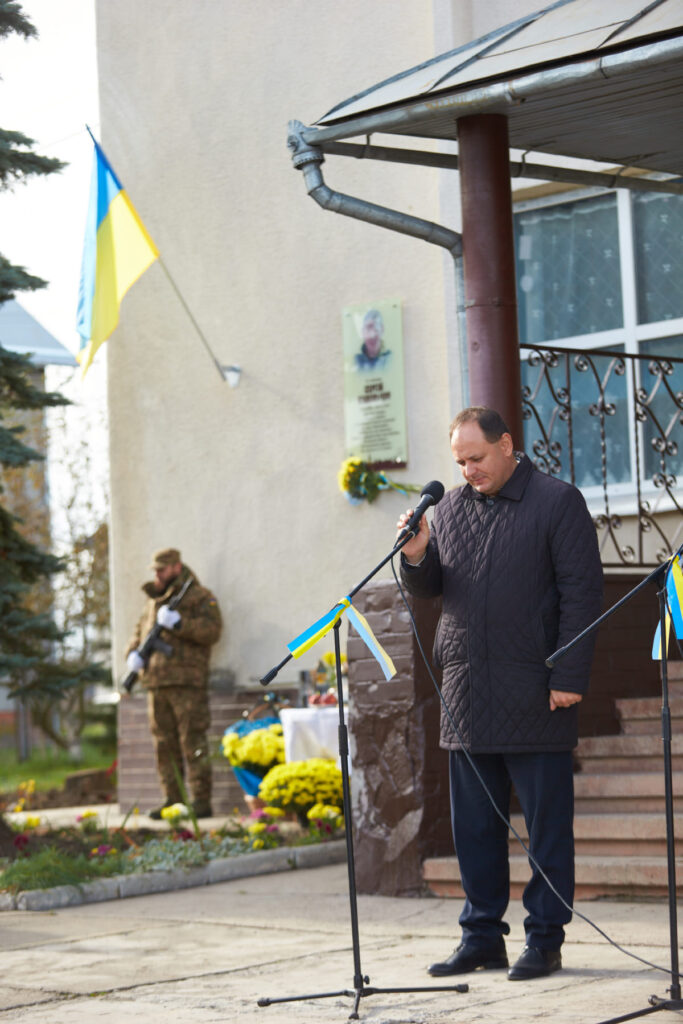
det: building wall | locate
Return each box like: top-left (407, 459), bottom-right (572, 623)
top-left (98, 2), bottom-right (463, 688)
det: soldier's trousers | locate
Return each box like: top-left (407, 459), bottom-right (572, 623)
top-left (147, 686), bottom-right (211, 806)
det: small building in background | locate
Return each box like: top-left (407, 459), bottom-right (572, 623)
top-left (0, 300), bottom-right (77, 753)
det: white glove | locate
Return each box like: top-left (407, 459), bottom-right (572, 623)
top-left (126, 650), bottom-right (145, 674)
top-left (156, 605), bottom-right (181, 629)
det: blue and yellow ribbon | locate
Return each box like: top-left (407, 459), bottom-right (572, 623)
top-left (651, 554), bottom-right (683, 660)
top-left (287, 596), bottom-right (396, 681)
top-left (667, 554), bottom-right (683, 638)
top-left (287, 599), bottom-right (351, 659)
top-left (346, 605), bottom-right (396, 681)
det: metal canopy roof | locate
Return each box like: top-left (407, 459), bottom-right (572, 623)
top-left (310, 0), bottom-right (683, 178)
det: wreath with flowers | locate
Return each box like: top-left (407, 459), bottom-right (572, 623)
top-left (222, 720), bottom-right (285, 797)
top-left (337, 457), bottom-right (420, 505)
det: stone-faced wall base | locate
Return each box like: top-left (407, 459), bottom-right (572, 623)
top-left (347, 579), bottom-right (451, 896)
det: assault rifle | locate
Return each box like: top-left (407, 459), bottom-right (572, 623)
top-left (122, 575), bottom-right (195, 693)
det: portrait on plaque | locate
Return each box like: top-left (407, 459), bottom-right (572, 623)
top-left (342, 299), bottom-right (408, 468)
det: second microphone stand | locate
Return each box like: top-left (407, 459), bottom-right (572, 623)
top-left (547, 544), bottom-right (683, 1024)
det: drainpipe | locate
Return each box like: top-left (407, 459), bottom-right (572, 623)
top-left (316, 140), bottom-right (683, 198)
top-left (287, 121), bottom-right (462, 259)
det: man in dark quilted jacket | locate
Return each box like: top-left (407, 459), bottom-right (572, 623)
top-left (399, 407), bottom-right (603, 981)
top-left (125, 548), bottom-right (223, 819)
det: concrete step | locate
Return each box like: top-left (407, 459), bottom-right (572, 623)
top-left (574, 772), bottom-right (683, 797)
top-left (576, 733), bottom-right (683, 773)
top-left (620, 719), bottom-right (677, 735)
top-left (423, 852), bottom-right (683, 900)
top-left (577, 757), bottom-right (683, 774)
top-left (616, 695), bottom-right (683, 720)
top-left (508, 813), bottom-right (682, 857)
top-left (573, 771), bottom-right (683, 813)
top-left (613, 674), bottom-right (683, 737)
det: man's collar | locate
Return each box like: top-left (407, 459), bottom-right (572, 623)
top-left (498, 452), bottom-right (533, 501)
top-left (466, 452), bottom-right (533, 502)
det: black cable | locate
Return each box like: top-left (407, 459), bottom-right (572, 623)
top-left (390, 554), bottom-right (676, 978)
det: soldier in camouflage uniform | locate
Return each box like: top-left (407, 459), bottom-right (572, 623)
top-left (126, 548), bottom-right (222, 818)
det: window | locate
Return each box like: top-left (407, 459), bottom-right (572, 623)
top-left (514, 186), bottom-right (683, 499)
top-left (633, 193), bottom-right (683, 324)
top-left (516, 193), bottom-right (622, 343)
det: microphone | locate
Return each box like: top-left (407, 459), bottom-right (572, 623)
top-left (397, 480), bottom-right (445, 541)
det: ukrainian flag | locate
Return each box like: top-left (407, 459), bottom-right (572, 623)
top-left (76, 137), bottom-right (158, 374)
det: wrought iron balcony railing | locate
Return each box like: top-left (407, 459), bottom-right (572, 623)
top-left (521, 345), bottom-right (683, 567)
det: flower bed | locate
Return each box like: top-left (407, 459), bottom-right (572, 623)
top-left (1, 757), bottom-right (347, 896)
top-left (0, 802), bottom-right (342, 895)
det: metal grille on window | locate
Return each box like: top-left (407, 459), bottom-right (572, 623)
top-left (521, 348), bottom-right (630, 490)
top-left (638, 336), bottom-right (683, 484)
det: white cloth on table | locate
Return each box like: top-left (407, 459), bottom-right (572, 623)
top-left (279, 707), bottom-right (348, 770)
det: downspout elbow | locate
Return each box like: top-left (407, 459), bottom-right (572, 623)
top-left (287, 120), bottom-right (462, 259)
top-left (300, 162), bottom-right (336, 208)
top-left (286, 121), bottom-right (339, 213)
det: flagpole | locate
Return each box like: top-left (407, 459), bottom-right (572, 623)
top-left (157, 256), bottom-right (227, 383)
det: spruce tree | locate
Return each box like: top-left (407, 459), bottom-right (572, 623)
top-left (0, 3), bottom-right (103, 706)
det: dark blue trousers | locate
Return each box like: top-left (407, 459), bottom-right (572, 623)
top-left (449, 749), bottom-right (574, 951)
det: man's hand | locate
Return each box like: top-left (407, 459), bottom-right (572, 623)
top-left (126, 650), bottom-right (145, 674)
top-left (549, 689), bottom-right (583, 711)
top-left (396, 508), bottom-right (430, 564)
top-left (157, 605), bottom-right (181, 629)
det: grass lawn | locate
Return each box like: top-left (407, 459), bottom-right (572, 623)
top-left (0, 742), bottom-right (117, 796)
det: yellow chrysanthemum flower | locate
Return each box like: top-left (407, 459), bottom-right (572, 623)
top-left (337, 457), bottom-right (363, 493)
top-left (222, 723), bottom-right (285, 771)
top-left (258, 758), bottom-right (343, 816)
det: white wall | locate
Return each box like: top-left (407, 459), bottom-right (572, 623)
top-left (100, 2), bottom-right (461, 687)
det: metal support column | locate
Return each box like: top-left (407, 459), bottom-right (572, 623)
top-left (457, 113), bottom-right (523, 447)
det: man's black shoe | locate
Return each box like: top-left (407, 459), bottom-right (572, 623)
top-left (428, 940), bottom-right (508, 976)
top-left (192, 802), bottom-right (213, 819)
top-left (507, 945), bottom-right (562, 980)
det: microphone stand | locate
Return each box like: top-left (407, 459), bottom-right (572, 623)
top-left (257, 530), bottom-right (468, 1020)
top-left (547, 543), bottom-right (683, 1024)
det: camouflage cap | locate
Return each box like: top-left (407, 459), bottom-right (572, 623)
top-left (150, 547), bottom-right (182, 570)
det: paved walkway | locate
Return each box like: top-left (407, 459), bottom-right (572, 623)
top-left (2, 806), bottom-right (683, 1022)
